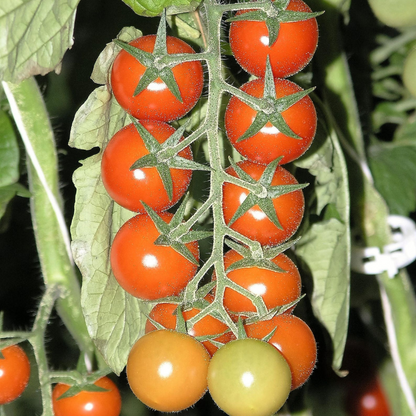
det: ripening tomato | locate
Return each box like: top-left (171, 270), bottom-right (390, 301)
top-left (207, 338), bottom-right (291, 416)
top-left (145, 295), bottom-right (234, 356)
top-left (222, 160), bottom-right (305, 247)
top-left (52, 376), bottom-right (122, 416)
top-left (225, 78), bottom-right (317, 165)
top-left (0, 345), bottom-right (30, 405)
top-left (111, 35), bottom-right (203, 121)
top-left (214, 249), bottom-right (301, 314)
top-left (110, 212), bottom-right (199, 300)
top-left (127, 330), bottom-right (210, 412)
top-left (229, 0), bottom-right (319, 78)
top-left (245, 314), bottom-right (317, 390)
top-left (101, 121), bottom-right (192, 213)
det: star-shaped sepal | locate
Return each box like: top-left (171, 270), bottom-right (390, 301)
top-left (237, 59), bottom-right (315, 143)
top-left (130, 119), bottom-right (211, 202)
top-left (112, 10), bottom-right (184, 102)
top-left (141, 199), bottom-right (212, 266)
top-left (227, 0), bottom-right (324, 46)
top-left (226, 157), bottom-right (308, 230)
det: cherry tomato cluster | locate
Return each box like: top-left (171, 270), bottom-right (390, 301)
top-left (101, 0), bottom-right (320, 415)
top-left (104, 34), bottom-right (204, 300)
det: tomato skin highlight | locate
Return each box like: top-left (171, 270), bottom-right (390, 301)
top-left (229, 0), bottom-right (319, 78)
top-left (208, 338), bottom-right (291, 416)
top-left (110, 212), bottom-right (199, 300)
top-left (127, 330), bottom-right (210, 412)
top-left (111, 35), bottom-right (203, 122)
top-left (145, 296), bottom-right (235, 356)
top-left (222, 160), bottom-right (305, 247)
top-left (0, 345), bottom-right (31, 405)
top-left (245, 314), bottom-right (317, 390)
top-left (52, 377), bottom-right (122, 416)
top-left (225, 78), bottom-right (317, 165)
top-left (215, 249), bottom-right (301, 314)
top-left (101, 121), bottom-right (192, 213)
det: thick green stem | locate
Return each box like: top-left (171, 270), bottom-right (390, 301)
top-left (2, 78), bottom-right (93, 358)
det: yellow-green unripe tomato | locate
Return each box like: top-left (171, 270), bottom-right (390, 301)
top-left (207, 338), bottom-right (291, 416)
top-left (368, 0), bottom-right (416, 28)
top-left (403, 49), bottom-right (416, 97)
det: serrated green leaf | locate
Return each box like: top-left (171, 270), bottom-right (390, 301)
top-left (121, 0), bottom-right (201, 18)
top-left (294, 116), bottom-right (350, 372)
top-left (0, 0), bottom-right (81, 82)
top-left (69, 75), bottom-right (149, 373)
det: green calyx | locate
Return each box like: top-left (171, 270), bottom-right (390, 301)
top-left (130, 119), bottom-right (211, 201)
top-left (141, 199), bottom-right (212, 266)
top-left (226, 157), bottom-right (307, 230)
top-left (237, 60), bottom-right (315, 143)
top-left (227, 0), bottom-right (323, 45)
top-left (224, 237), bottom-right (300, 273)
top-left (113, 10), bottom-right (183, 101)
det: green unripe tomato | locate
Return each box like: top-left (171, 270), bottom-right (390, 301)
top-left (403, 49), bottom-right (416, 97)
top-left (207, 339), bottom-right (291, 416)
top-left (368, 0), bottom-right (416, 28)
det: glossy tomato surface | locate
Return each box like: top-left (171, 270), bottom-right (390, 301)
top-left (245, 314), bottom-right (317, 390)
top-left (217, 249), bottom-right (301, 314)
top-left (222, 160), bottom-right (305, 247)
top-left (229, 0), bottom-right (319, 78)
top-left (0, 345), bottom-right (30, 405)
top-left (127, 330), bottom-right (210, 412)
top-left (145, 296), bottom-right (234, 356)
top-left (111, 35), bottom-right (203, 121)
top-left (207, 338), bottom-right (291, 416)
top-left (110, 212), bottom-right (199, 300)
top-left (101, 121), bottom-right (192, 213)
top-left (52, 376), bottom-right (122, 416)
top-left (225, 78), bottom-right (317, 165)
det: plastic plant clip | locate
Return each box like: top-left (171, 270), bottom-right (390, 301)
top-left (351, 215), bottom-right (416, 278)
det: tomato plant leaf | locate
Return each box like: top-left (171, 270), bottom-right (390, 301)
top-left (0, 0), bottom-right (81, 83)
top-left (295, 113), bottom-right (350, 372)
top-left (368, 142), bottom-right (416, 217)
top-left (69, 31), bottom-right (152, 373)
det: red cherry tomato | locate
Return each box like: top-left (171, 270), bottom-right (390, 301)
top-left (145, 295), bottom-right (234, 356)
top-left (52, 376), bottom-right (122, 416)
top-left (111, 35), bottom-right (203, 122)
top-left (345, 377), bottom-right (391, 416)
top-left (225, 78), bottom-right (317, 165)
top-left (214, 249), bottom-right (301, 314)
top-left (229, 0), bottom-right (319, 78)
top-left (222, 160), bottom-right (305, 247)
top-left (245, 314), bottom-right (317, 390)
top-left (0, 345), bottom-right (30, 405)
top-left (110, 212), bottom-right (199, 300)
top-left (101, 121), bottom-right (192, 213)
top-left (127, 330), bottom-right (210, 412)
